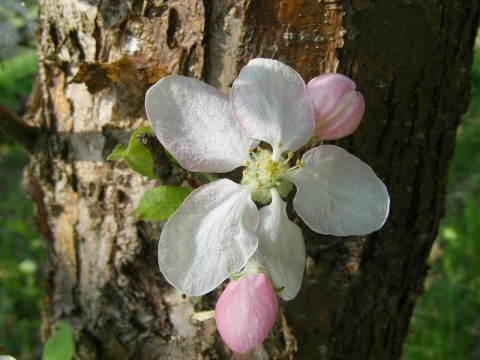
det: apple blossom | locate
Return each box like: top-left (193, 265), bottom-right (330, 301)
top-left (145, 58), bottom-right (389, 299)
top-left (215, 271), bottom-right (277, 354)
top-left (307, 73), bottom-right (365, 140)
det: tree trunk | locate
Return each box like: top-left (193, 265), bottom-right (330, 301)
top-left (24, 0), bottom-right (479, 359)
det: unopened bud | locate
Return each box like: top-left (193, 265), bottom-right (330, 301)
top-left (215, 272), bottom-right (278, 354)
top-left (306, 73), bottom-right (365, 140)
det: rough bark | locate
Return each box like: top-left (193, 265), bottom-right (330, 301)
top-left (24, 0), bottom-right (479, 359)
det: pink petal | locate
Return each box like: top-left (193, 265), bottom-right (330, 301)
top-left (215, 272), bottom-right (278, 353)
top-left (306, 73), bottom-right (365, 140)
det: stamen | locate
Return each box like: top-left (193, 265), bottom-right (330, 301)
top-left (241, 146), bottom-right (296, 200)
top-left (296, 159), bottom-right (304, 168)
top-left (250, 150), bottom-right (261, 163)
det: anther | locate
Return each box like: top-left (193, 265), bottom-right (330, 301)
top-left (247, 147), bottom-right (253, 154)
top-left (267, 171), bottom-right (274, 178)
top-left (257, 146), bottom-right (262, 152)
top-left (296, 159), bottom-right (304, 168)
top-left (244, 160), bottom-right (250, 167)
top-left (288, 152), bottom-right (294, 159)
top-left (255, 182), bottom-right (261, 189)
top-left (277, 142), bottom-right (283, 148)
top-left (264, 154), bottom-right (270, 160)
top-left (242, 169), bottom-right (248, 176)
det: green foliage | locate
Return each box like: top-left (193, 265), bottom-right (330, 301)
top-left (131, 186), bottom-right (192, 221)
top-left (0, 145), bottom-right (43, 360)
top-left (402, 33), bottom-right (480, 360)
top-left (0, 48), bottom-right (38, 110)
top-left (107, 126), bottom-right (158, 179)
top-left (41, 322), bottom-right (74, 360)
top-left (0, 6), bottom-right (41, 357)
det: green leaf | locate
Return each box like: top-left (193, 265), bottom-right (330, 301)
top-left (107, 126), bottom-right (157, 179)
top-left (131, 186), bottom-right (192, 221)
top-left (106, 144), bottom-right (126, 160)
top-left (42, 321), bottom-right (75, 360)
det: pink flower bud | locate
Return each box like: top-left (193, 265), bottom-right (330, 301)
top-left (306, 73), bottom-right (365, 140)
top-left (215, 272), bottom-right (278, 353)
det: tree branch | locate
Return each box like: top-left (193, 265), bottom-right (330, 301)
top-left (0, 100), bottom-right (38, 153)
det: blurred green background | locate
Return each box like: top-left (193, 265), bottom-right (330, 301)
top-left (1, 2), bottom-right (43, 359)
top-left (401, 32), bottom-right (480, 360)
top-left (0, 2), bottom-right (479, 359)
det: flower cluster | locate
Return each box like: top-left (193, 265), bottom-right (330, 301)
top-left (145, 58), bottom-right (389, 353)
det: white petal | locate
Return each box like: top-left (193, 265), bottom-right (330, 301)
top-left (231, 59), bottom-right (314, 159)
top-left (255, 190), bottom-right (305, 301)
top-left (146, 75), bottom-right (258, 172)
top-left (158, 179), bottom-right (258, 295)
top-left (286, 145), bottom-right (390, 236)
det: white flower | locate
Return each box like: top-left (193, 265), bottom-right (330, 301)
top-left (145, 58), bottom-right (389, 299)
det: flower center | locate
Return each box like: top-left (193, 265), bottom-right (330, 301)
top-left (240, 144), bottom-right (302, 204)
